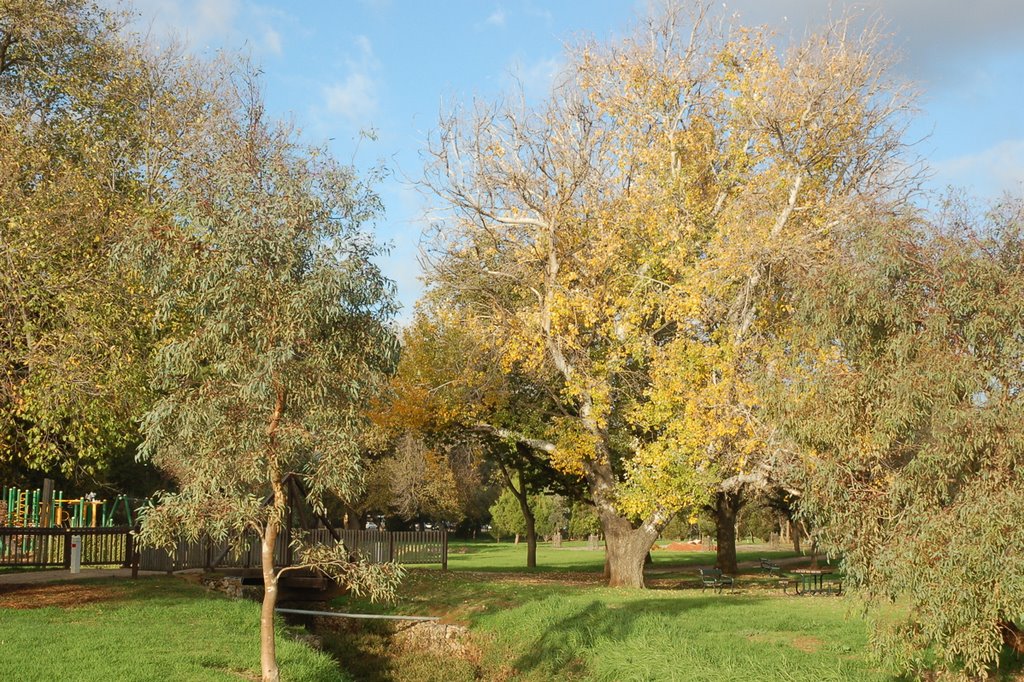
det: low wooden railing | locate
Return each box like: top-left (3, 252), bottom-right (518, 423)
top-left (0, 526), bottom-right (133, 568)
top-left (137, 529), bottom-right (448, 573)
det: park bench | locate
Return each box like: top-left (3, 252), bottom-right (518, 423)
top-left (699, 568), bottom-right (735, 593)
top-left (759, 558), bottom-right (781, 575)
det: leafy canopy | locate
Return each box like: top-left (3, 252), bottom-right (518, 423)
top-left (423, 6), bottom-right (913, 545)
top-left (768, 196), bottom-right (1024, 677)
top-left (127, 79), bottom-right (399, 545)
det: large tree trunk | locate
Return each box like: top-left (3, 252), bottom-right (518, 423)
top-left (260, 523), bottom-right (280, 682)
top-left (602, 513), bottom-right (658, 587)
top-left (587, 454), bottom-right (664, 588)
top-left (790, 518), bottom-right (801, 553)
top-left (714, 491), bottom-right (741, 574)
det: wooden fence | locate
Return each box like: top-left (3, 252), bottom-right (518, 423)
top-left (0, 526), bottom-right (133, 568)
top-left (138, 532), bottom-right (278, 573)
top-left (138, 529), bottom-right (448, 573)
top-left (0, 525), bottom-right (446, 573)
top-left (326, 530), bottom-right (448, 566)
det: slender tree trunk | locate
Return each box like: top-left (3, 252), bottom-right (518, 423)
top-left (523, 504), bottom-right (537, 569)
top-left (496, 457), bottom-right (537, 568)
top-left (509, 473), bottom-right (537, 569)
top-left (260, 522), bottom-right (280, 682)
top-left (343, 505), bottom-right (362, 530)
top-left (789, 518), bottom-right (801, 553)
top-left (801, 521), bottom-right (818, 567)
top-left (261, 389), bottom-right (286, 682)
top-left (714, 492), bottom-right (741, 574)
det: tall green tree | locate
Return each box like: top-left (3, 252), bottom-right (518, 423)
top-left (0, 0), bottom-right (225, 485)
top-left (380, 302), bottom-right (586, 567)
top-left (768, 195), bottom-right (1024, 677)
top-left (127, 76), bottom-right (402, 682)
top-left (489, 486), bottom-right (527, 542)
top-left (0, 0), bottom-right (152, 476)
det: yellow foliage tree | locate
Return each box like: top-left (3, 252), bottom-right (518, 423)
top-left (423, 5), bottom-right (914, 586)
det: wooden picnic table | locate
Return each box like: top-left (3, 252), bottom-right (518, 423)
top-left (790, 568), bottom-right (839, 595)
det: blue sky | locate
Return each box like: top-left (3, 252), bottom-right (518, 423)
top-left (127, 0), bottom-right (1024, 316)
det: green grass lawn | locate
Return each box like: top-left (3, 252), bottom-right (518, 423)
top-left (329, 569), bottom-right (889, 682)
top-left (0, 577), bottom-right (344, 682)
top-left (442, 538), bottom-right (803, 575)
top-left (3, 545), bottom-right (1019, 681)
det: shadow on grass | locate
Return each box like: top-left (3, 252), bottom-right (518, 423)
top-left (511, 595), bottom-right (765, 676)
top-left (448, 562), bottom-right (607, 574)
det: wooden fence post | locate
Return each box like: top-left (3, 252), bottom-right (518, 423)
top-left (63, 530), bottom-right (72, 570)
top-left (123, 530), bottom-right (134, 569)
top-left (388, 533), bottom-right (395, 563)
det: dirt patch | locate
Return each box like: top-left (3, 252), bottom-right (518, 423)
top-left (307, 615), bottom-right (489, 682)
top-left (790, 636), bottom-right (823, 653)
top-left (0, 582), bottom-right (126, 610)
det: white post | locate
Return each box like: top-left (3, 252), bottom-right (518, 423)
top-left (70, 535), bottom-right (82, 574)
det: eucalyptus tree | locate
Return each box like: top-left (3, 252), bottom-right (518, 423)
top-left (768, 195), bottom-right (1024, 678)
top-left (127, 77), bottom-right (402, 682)
top-left (423, 4), bottom-right (915, 586)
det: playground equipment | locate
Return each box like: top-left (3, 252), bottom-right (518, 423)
top-left (1, 483), bottom-right (138, 528)
top-left (0, 480), bottom-right (145, 567)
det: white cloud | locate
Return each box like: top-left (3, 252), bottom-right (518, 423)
top-left (523, 3), bottom-right (553, 26)
top-left (933, 138), bottom-right (1024, 198)
top-left (485, 8), bottom-right (507, 27)
top-left (506, 55), bottom-right (564, 99)
top-left (322, 36), bottom-right (380, 126)
top-left (720, 0), bottom-right (1024, 80)
top-left (128, 0), bottom-right (239, 46)
top-left (263, 27), bottom-right (282, 55)
top-left (194, 0), bottom-right (239, 39)
top-left (324, 73), bottom-right (378, 123)
top-left (127, 0), bottom-right (291, 57)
